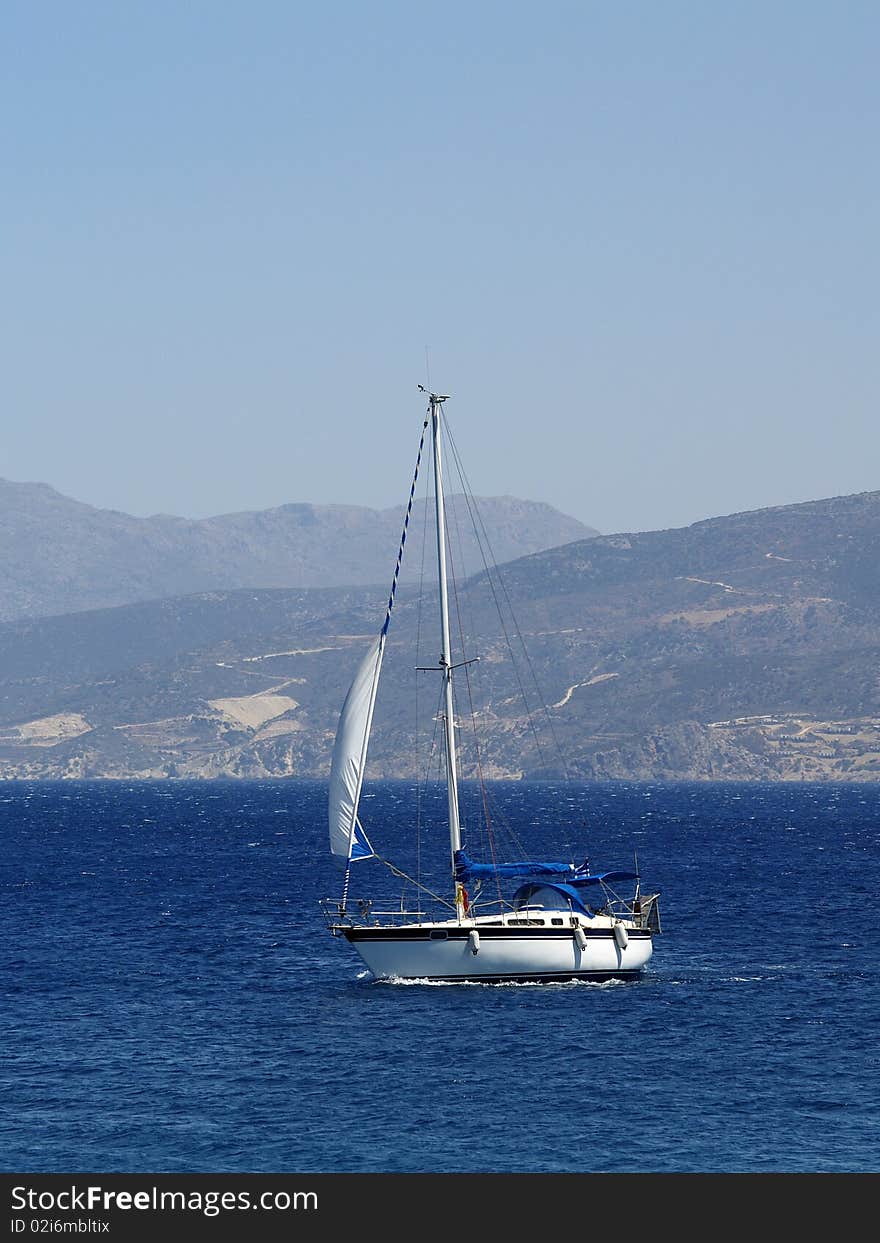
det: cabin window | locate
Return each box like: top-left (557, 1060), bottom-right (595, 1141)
top-left (508, 918), bottom-right (544, 926)
top-left (429, 929), bottom-right (448, 940)
top-left (551, 918), bottom-right (564, 926)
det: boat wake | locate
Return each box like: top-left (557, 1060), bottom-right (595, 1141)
top-left (366, 974), bottom-right (629, 989)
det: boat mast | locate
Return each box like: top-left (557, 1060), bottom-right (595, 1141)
top-left (422, 387), bottom-right (463, 879)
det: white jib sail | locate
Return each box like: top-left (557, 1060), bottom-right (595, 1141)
top-left (328, 634), bottom-right (383, 866)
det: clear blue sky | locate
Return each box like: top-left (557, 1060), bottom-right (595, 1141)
top-left (2, 1), bottom-right (878, 534)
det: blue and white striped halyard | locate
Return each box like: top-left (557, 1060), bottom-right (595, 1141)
top-left (381, 412), bottom-right (430, 638)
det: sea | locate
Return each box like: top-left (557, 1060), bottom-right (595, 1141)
top-left (1, 779), bottom-right (878, 1175)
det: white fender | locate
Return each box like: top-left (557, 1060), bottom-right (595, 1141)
top-left (574, 927), bottom-right (587, 951)
top-left (468, 929), bottom-right (480, 956)
top-left (613, 922), bottom-right (629, 950)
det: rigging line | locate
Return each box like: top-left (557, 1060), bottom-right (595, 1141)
top-left (443, 411), bottom-right (575, 788)
top-left (455, 657), bottom-right (528, 860)
top-left (439, 452), bottom-right (526, 860)
top-left (415, 673), bottom-right (446, 817)
top-left (463, 654), bottom-right (504, 908)
top-left (376, 857), bottom-right (456, 910)
top-left (414, 439), bottom-right (433, 899)
top-left (415, 436), bottom-right (465, 840)
top-left (381, 413), bottom-right (430, 638)
top-left (444, 481), bottom-right (505, 906)
top-left (429, 678), bottom-right (446, 787)
top-left (442, 415), bottom-right (553, 778)
top-left (360, 411), bottom-right (428, 911)
top-left (415, 463), bottom-right (446, 851)
top-left (343, 410), bottom-right (430, 912)
top-left (439, 415), bottom-right (546, 854)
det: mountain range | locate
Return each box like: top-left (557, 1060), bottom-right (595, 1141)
top-left (0, 478), bottom-right (596, 622)
top-left (2, 482), bottom-right (880, 783)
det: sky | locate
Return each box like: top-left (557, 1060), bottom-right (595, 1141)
top-left (2, 1), bottom-right (878, 535)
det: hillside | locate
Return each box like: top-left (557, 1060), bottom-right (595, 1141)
top-left (2, 489), bottom-right (880, 782)
top-left (0, 478), bottom-right (595, 621)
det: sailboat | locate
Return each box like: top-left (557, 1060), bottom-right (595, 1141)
top-left (322, 388), bottom-right (660, 982)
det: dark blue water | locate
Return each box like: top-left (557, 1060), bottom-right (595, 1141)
top-left (1, 780), bottom-right (877, 1173)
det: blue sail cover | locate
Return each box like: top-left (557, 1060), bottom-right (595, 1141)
top-left (454, 851), bottom-right (638, 887)
top-left (454, 850), bottom-right (580, 883)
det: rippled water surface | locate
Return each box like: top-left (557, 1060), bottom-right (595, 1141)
top-left (2, 780), bottom-right (878, 1172)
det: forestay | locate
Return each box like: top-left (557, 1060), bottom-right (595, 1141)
top-left (327, 412), bottom-right (430, 871)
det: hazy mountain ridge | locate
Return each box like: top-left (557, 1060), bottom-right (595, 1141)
top-left (3, 488), bottom-right (880, 782)
top-left (0, 478), bottom-right (596, 622)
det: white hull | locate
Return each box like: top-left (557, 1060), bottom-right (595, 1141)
top-left (344, 918), bottom-right (653, 982)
